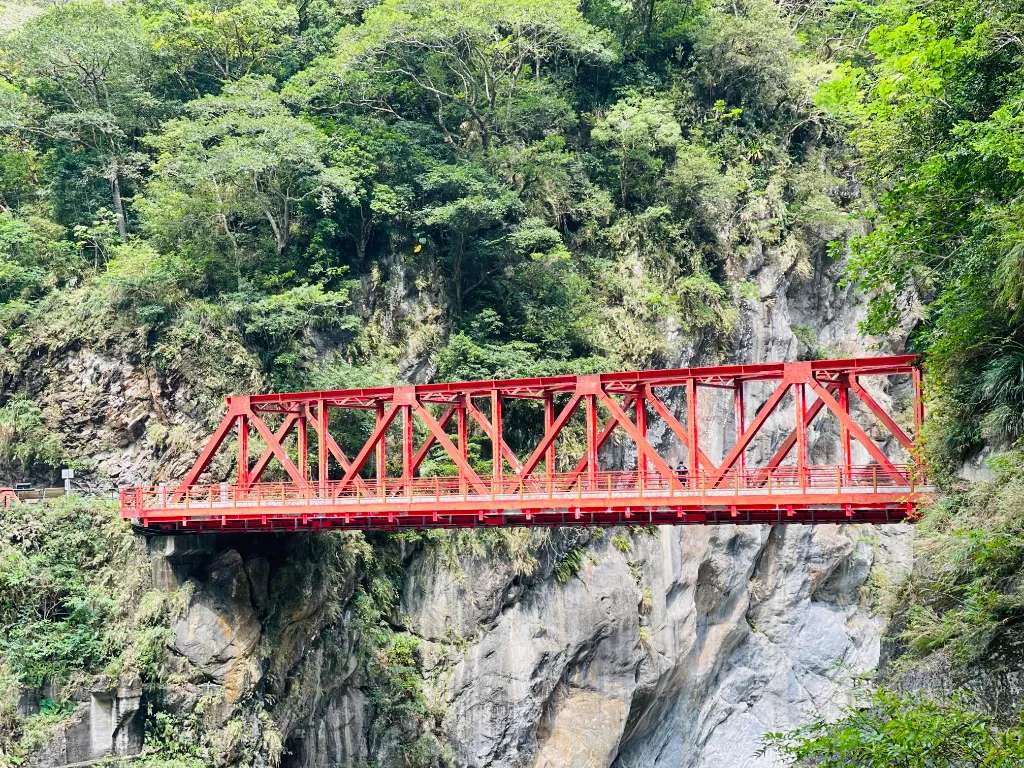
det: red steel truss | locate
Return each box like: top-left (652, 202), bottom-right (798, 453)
top-left (120, 356), bottom-right (931, 534)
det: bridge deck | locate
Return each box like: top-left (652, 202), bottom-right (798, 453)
top-left (122, 466), bottom-right (929, 533)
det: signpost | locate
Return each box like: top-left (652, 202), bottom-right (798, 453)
top-left (61, 468), bottom-right (74, 495)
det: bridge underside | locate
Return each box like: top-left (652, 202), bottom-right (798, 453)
top-left (122, 356), bottom-right (929, 534)
top-left (130, 489), bottom-right (921, 534)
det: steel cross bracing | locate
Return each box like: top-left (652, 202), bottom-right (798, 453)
top-left (120, 356), bottom-right (932, 534)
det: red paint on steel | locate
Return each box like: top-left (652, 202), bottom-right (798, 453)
top-left (121, 356), bottom-right (930, 534)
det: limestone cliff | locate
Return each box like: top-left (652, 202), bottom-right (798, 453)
top-left (138, 521), bottom-right (909, 768)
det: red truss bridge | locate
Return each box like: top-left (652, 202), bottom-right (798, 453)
top-left (121, 356), bottom-right (931, 534)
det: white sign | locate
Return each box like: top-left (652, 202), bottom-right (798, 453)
top-left (61, 468), bottom-right (75, 480)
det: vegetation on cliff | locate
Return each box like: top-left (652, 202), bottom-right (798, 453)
top-left (764, 689), bottom-right (1024, 767)
top-left (761, 0), bottom-right (1024, 761)
top-left (810, 0), bottom-right (1024, 468)
top-left (0, 0), bottom-right (858, 485)
top-left (0, 498), bottom-right (173, 764)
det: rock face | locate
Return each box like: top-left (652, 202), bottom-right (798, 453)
top-left (147, 520), bottom-right (909, 768)
top-left (152, 524), bottom-right (908, 768)
top-left (404, 524), bottom-right (910, 768)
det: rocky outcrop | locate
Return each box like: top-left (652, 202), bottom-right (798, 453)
top-left (890, 647), bottom-right (1024, 725)
top-left (409, 524), bottom-right (909, 768)
top-left (150, 520), bottom-right (909, 768)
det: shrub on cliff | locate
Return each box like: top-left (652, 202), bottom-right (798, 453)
top-left (898, 451), bottom-right (1024, 665)
top-left (763, 689), bottom-right (1024, 767)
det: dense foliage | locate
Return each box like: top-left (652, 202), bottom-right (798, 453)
top-left (763, 690), bottom-right (1024, 767)
top-left (0, 498), bottom-right (170, 763)
top-left (0, 0), bottom-right (853, 422)
top-left (2, 0), bottom-right (1024, 764)
top-left (757, 2), bottom-right (1024, 754)
top-left (810, 0), bottom-right (1024, 464)
top-left (897, 451), bottom-right (1024, 664)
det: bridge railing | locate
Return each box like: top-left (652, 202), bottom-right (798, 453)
top-left (121, 463), bottom-right (926, 514)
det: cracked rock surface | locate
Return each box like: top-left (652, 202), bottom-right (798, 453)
top-left (395, 524), bottom-right (911, 768)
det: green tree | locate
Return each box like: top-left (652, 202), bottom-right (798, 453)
top-left (140, 75), bottom-right (345, 288)
top-left (592, 91), bottom-right (682, 207)
top-left (763, 690), bottom-right (1024, 768)
top-left (815, 1), bottom-right (1024, 459)
top-left (147, 0), bottom-right (299, 90)
top-left (0, 212), bottom-right (76, 304)
top-left (0, 396), bottom-right (66, 477)
top-left (319, 119), bottom-right (424, 263)
top-left (1, 1), bottom-right (162, 237)
top-left (291, 0), bottom-right (616, 150)
top-left (415, 161), bottom-right (521, 315)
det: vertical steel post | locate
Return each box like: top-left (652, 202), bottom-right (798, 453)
top-left (635, 389), bottom-right (647, 488)
top-left (838, 378), bottom-right (852, 484)
top-left (375, 401), bottom-right (387, 494)
top-left (585, 393), bottom-right (598, 487)
top-left (544, 392), bottom-right (555, 480)
top-left (734, 381), bottom-right (745, 479)
top-left (457, 397), bottom-right (468, 494)
top-left (317, 399), bottom-right (328, 497)
top-left (491, 390), bottom-right (503, 491)
top-left (795, 381), bottom-right (808, 490)
top-left (686, 379), bottom-right (698, 489)
top-left (297, 414), bottom-right (308, 483)
top-left (402, 402), bottom-right (413, 495)
top-left (237, 414), bottom-right (250, 489)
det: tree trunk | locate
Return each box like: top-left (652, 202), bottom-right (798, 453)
top-left (453, 234), bottom-right (464, 317)
top-left (264, 209), bottom-right (287, 255)
top-left (110, 173), bottom-right (128, 239)
top-left (642, 0), bottom-right (656, 41)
